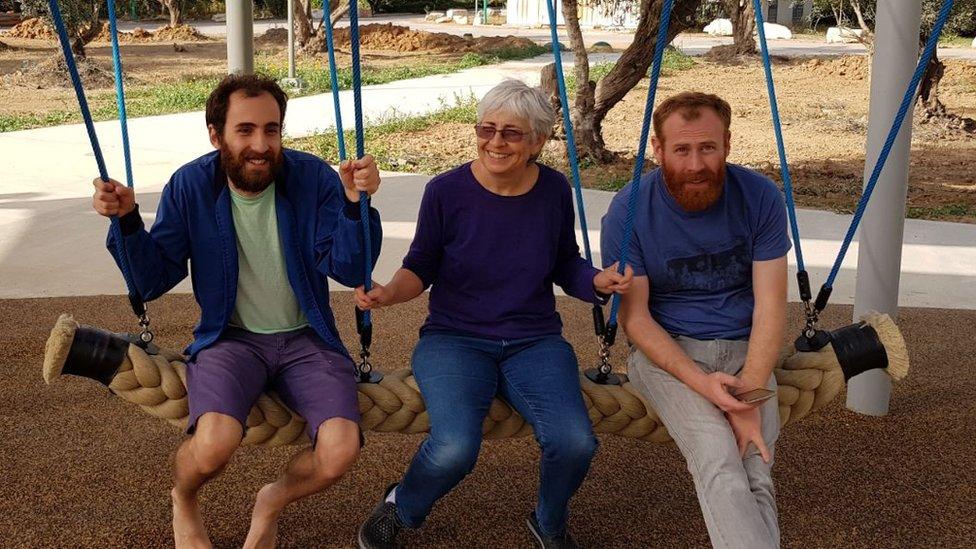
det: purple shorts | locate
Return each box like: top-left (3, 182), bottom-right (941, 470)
top-left (186, 327), bottom-right (361, 442)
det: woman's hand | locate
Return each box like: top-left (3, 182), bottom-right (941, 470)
top-left (355, 281), bottom-right (393, 310)
top-left (594, 262), bottom-right (634, 295)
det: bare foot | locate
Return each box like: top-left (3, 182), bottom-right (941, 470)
top-left (171, 488), bottom-right (212, 549)
top-left (243, 483), bottom-right (283, 549)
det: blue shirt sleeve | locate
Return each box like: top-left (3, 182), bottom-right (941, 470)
top-left (107, 178), bottom-right (190, 301)
top-left (401, 181), bottom-right (443, 289)
top-left (752, 182), bottom-right (792, 262)
top-left (314, 163), bottom-right (382, 287)
top-left (600, 184), bottom-right (647, 277)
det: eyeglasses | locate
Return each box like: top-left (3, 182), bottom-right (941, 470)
top-left (474, 124), bottom-right (526, 143)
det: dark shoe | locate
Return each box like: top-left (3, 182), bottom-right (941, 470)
top-left (358, 483), bottom-right (405, 549)
top-left (526, 512), bottom-right (579, 549)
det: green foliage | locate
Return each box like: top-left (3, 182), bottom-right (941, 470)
top-left (21, 0), bottom-right (100, 40)
top-left (363, 0), bottom-right (483, 15)
top-left (907, 203), bottom-right (974, 220)
top-left (565, 48), bottom-right (696, 94)
top-left (288, 96), bottom-right (478, 171)
top-left (812, 0), bottom-right (976, 37)
top-left (0, 43), bottom-right (546, 132)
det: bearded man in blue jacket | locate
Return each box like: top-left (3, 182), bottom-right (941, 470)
top-left (91, 73), bottom-right (382, 549)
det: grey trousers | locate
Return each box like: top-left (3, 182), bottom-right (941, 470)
top-left (628, 336), bottom-right (781, 549)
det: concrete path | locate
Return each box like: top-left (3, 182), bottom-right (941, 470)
top-left (102, 13), bottom-right (976, 61)
top-left (3, 12), bottom-right (974, 60)
top-left (0, 52), bottom-right (610, 211)
top-left (0, 51), bottom-right (972, 309)
top-left (2, 169), bottom-right (975, 310)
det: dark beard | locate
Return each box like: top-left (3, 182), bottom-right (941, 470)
top-left (663, 161), bottom-right (726, 212)
top-left (219, 143), bottom-right (283, 194)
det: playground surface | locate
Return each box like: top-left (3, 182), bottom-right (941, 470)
top-left (1, 294), bottom-right (974, 547)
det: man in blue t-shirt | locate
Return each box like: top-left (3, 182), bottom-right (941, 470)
top-left (602, 92), bottom-right (791, 549)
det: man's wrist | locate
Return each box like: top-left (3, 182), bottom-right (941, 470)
top-left (737, 369), bottom-right (769, 390)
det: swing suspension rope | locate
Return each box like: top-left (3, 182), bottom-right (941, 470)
top-left (542, 0), bottom-right (610, 369)
top-left (601, 0), bottom-right (676, 366)
top-left (323, 2), bottom-right (379, 380)
top-left (542, 0), bottom-right (675, 382)
top-left (751, 0), bottom-right (956, 336)
top-left (47, 0), bottom-right (152, 342)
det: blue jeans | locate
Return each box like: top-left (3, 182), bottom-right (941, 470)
top-left (395, 332), bottom-right (599, 536)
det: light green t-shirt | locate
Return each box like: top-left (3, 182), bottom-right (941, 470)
top-left (229, 183), bottom-right (309, 333)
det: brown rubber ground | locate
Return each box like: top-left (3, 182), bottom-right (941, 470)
top-left (1, 294), bottom-right (973, 548)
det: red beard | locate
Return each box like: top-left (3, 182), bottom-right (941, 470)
top-left (220, 143), bottom-right (283, 193)
top-left (663, 161), bottom-right (726, 212)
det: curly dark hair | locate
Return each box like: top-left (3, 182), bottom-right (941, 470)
top-left (205, 72), bottom-right (288, 137)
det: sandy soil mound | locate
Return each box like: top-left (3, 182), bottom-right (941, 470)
top-left (19, 55), bottom-right (115, 88)
top-left (255, 27), bottom-right (289, 46)
top-left (152, 24), bottom-right (210, 42)
top-left (6, 17), bottom-right (57, 40)
top-left (802, 55), bottom-right (869, 79)
top-left (304, 23), bottom-right (537, 55)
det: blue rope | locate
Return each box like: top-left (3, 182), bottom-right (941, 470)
top-left (543, 0), bottom-right (592, 266)
top-left (348, 0), bottom-right (373, 328)
top-left (824, 0), bottom-right (955, 291)
top-left (606, 0), bottom-right (675, 329)
top-left (322, 10), bottom-right (347, 161)
top-left (751, 0), bottom-right (805, 274)
top-left (48, 0), bottom-right (142, 312)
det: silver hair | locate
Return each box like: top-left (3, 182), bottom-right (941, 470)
top-left (476, 79), bottom-right (556, 143)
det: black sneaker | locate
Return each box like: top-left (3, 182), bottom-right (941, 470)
top-left (358, 483), bottom-right (405, 549)
top-left (526, 512), bottom-right (580, 549)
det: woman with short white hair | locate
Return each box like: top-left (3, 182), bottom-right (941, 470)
top-left (355, 79), bottom-right (632, 549)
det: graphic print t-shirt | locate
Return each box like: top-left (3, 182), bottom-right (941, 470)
top-left (600, 164), bottom-right (791, 340)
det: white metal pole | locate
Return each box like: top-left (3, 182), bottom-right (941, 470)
top-left (847, 0), bottom-right (922, 416)
top-left (287, 0), bottom-right (296, 78)
top-left (226, 0), bottom-right (254, 74)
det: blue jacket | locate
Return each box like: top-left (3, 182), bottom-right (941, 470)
top-left (107, 149), bottom-right (382, 359)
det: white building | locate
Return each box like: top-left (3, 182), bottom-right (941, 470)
top-left (505, 0), bottom-right (641, 29)
top-left (763, 0), bottom-right (814, 28)
top-left (505, 0), bottom-right (814, 30)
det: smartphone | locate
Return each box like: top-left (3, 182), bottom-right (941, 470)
top-left (733, 388), bottom-right (776, 405)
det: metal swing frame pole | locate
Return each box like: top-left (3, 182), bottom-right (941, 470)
top-left (227, 0), bottom-right (254, 74)
top-left (847, 0), bottom-right (922, 416)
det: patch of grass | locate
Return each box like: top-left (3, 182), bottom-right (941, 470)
top-left (938, 33), bottom-right (973, 48)
top-left (907, 203), bottom-right (974, 220)
top-left (591, 174), bottom-right (634, 192)
top-left (1, 44), bottom-right (546, 133)
top-left (565, 48), bottom-right (696, 93)
top-left (287, 95), bottom-right (478, 172)
top-left (0, 111), bottom-right (75, 132)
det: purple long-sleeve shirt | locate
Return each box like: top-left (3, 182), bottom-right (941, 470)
top-left (403, 162), bottom-right (600, 340)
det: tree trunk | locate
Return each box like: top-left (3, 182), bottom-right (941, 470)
top-left (71, 1), bottom-right (102, 58)
top-left (556, 0), bottom-right (610, 161)
top-left (919, 49), bottom-right (945, 114)
top-left (917, 47), bottom-right (976, 132)
top-left (330, 3), bottom-right (350, 27)
top-left (295, 0), bottom-right (313, 45)
top-left (159, 0), bottom-right (183, 27)
top-left (727, 0), bottom-right (756, 55)
top-left (850, 0), bottom-right (874, 52)
top-left (563, 0), bottom-right (702, 163)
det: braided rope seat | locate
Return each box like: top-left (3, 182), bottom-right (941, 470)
top-left (43, 313), bottom-right (906, 447)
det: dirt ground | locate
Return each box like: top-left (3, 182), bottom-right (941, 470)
top-left (2, 21), bottom-right (974, 221)
top-left (0, 23), bottom-right (502, 116)
top-left (1, 294), bottom-right (974, 547)
top-left (367, 54), bottom-right (976, 223)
